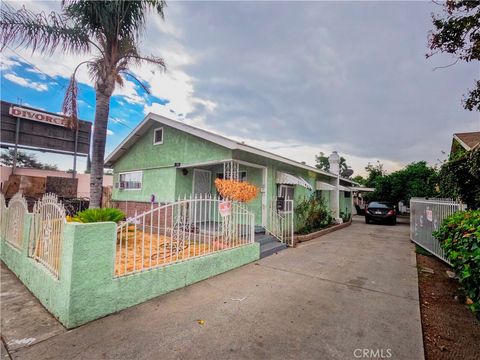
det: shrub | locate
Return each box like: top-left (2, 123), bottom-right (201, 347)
top-left (69, 208), bottom-right (125, 223)
top-left (433, 210), bottom-right (480, 314)
top-left (295, 195), bottom-right (334, 234)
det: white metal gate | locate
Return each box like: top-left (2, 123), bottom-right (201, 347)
top-left (115, 194), bottom-right (255, 277)
top-left (410, 198), bottom-right (467, 263)
top-left (266, 199), bottom-right (294, 246)
top-left (5, 193), bottom-right (28, 250)
top-left (29, 193), bottom-right (66, 277)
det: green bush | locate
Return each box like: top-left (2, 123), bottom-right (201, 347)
top-left (70, 208), bottom-right (125, 223)
top-left (433, 210), bottom-right (480, 314)
top-left (295, 196), bottom-right (334, 234)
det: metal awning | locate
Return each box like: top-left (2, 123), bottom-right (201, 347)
top-left (276, 172), bottom-right (313, 190)
top-left (339, 185), bottom-right (352, 192)
top-left (350, 186), bottom-right (375, 192)
top-left (316, 181), bottom-right (336, 191)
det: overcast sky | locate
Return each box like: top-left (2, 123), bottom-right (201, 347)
top-left (1, 1), bottom-right (479, 176)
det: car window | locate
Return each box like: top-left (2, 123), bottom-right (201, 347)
top-left (368, 202), bottom-right (390, 208)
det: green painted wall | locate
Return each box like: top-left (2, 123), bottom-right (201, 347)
top-left (1, 220), bottom-right (259, 329)
top-left (112, 123), bottom-right (232, 202)
top-left (0, 214), bottom-right (73, 325)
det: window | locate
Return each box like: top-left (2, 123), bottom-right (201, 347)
top-left (118, 171), bottom-right (142, 190)
top-left (278, 184), bottom-right (294, 200)
top-left (216, 171), bottom-right (247, 182)
top-left (153, 127), bottom-right (163, 145)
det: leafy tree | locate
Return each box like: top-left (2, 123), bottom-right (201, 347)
top-left (0, 149), bottom-right (58, 170)
top-left (364, 161), bottom-right (385, 188)
top-left (352, 175), bottom-right (366, 186)
top-left (439, 148), bottom-right (480, 209)
top-left (1, 1), bottom-right (166, 207)
top-left (368, 162), bottom-right (438, 205)
top-left (315, 152), bottom-right (349, 174)
top-left (428, 1), bottom-right (480, 111)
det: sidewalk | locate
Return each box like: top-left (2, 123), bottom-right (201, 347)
top-left (1, 217), bottom-right (424, 359)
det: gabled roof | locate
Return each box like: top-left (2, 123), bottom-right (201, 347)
top-left (105, 112), bottom-right (359, 183)
top-left (452, 131), bottom-right (480, 152)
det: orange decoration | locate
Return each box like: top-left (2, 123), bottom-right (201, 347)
top-left (214, 178), bottom-right (259, 202)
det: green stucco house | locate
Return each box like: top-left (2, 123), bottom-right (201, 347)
top-left (105, 113), bottom-right (355, 227)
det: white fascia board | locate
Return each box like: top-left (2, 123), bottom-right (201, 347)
top-left (453, 134), bottom-right (471, 151)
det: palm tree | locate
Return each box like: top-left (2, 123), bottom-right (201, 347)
top-left (1, 1), bottom-right (166, 207)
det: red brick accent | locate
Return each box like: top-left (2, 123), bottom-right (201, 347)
top-left (111, 201), bottom-right (173, 227)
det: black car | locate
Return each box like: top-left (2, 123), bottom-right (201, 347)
top-left (365, 201), bottom-right (396, 225)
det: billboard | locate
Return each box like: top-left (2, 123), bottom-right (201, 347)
top-left (0, 100), bottom-right (91, 155)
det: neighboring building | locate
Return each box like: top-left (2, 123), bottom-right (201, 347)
top-left (450, 131), bottom-right (480, 159)
top-left (105, 113), bottom-right (357, 227)
top-left (0, 165), bottom-right (113, 198)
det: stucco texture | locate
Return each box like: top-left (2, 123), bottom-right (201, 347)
top-left (1, 220), bottom-right (259, 329)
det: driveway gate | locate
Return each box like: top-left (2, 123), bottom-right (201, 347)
top-left (410, 198), bottom-right (466, 263)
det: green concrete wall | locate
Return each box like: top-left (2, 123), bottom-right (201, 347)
top-left (0, 214), bottom-right (73, 324)
top-left (1, 219), bottom-right (259, 329)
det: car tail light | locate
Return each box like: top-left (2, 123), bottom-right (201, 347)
top-left (387, 209), bottom-right (395, 215)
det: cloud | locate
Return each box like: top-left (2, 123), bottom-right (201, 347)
top-left (3, 1), bottom-right (478, 176)
top-left (4, 73), bottom-right (48, 92)
top-left (107, 129), bottom-right (114, 136)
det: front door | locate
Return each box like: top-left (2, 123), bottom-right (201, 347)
top-left (192, 169), bottom-right (212, 224)
top-left (193, 169), bottom-right (211, 195)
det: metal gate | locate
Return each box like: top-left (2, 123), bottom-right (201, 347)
top-left (410, 198), bottom-right (467, 263)
top-left (265, 199), bottom-right (294, 246)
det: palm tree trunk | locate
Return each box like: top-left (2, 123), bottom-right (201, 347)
top-left (89, 90), bottom-right (111, 208)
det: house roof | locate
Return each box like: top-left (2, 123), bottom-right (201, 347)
top-left (452, 131), bottom-right (480, 151)
top-left (105, 112), bottom-right (359, 184)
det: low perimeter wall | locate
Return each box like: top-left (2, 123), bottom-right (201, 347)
top-left (1, 221), bottom-right (259, 329)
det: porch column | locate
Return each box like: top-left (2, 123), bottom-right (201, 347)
top-left (328, 151), bottom-right (342, 223)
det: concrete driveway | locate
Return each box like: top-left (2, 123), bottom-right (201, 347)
top-left (2, 216), bottom-right (423, 360)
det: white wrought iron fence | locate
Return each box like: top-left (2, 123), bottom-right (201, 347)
top-left (266, 199), bottom-right (294, 246)
top-left (0, 193), bottom-right (7, 241)
top-left (29, 193), bottom-right (66, 278)
top-left (410, 198), bottom-right (467, 263)
top-left (5, 193), bottom-right (28, 250)
top-left (115, 194), bottom-right (255, 277)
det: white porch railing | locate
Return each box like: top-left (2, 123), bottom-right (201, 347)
top-left (115, 194), bottom-right (255, 277)
top-left (5, 193), bottom-right (28, 250)
top-left (29, 193), bottom-right (66, 278)
top-left (410, 197), bottom-right (467, 263)
top-left (266, 199), bottom-right (294, 246)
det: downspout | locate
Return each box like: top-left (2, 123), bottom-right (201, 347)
top-left (328, 151), bottom-right (342, 223)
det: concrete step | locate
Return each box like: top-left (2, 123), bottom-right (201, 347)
top-left (260, 241), bottom-right (287, 259)
top-left (254, 226), bottom-right (265, 234)
top-left (254, 234), bottom-right (277, 245)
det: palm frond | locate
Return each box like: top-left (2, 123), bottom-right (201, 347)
top-left (62, 74), bottom-right (79, 129)
top-left (62, 0), bottom-right (166, 41)
top-left (0, 3), bottom-right (90, 55)
top-left (62, 60), bottom-right (93, 129)
top-left (121, 71), bottom-right (150, 94)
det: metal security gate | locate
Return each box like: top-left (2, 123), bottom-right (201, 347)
top-left (265, 199), bottom-right (294, 246)
top-left (410, 198), bottom-right (467, 263)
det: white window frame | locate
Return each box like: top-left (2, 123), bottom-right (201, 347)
top-left (153, 127), bottom-right (164, 145)
top-left (278, 184), bottom-right (294, 200)
top-left (118, 171), bottom-right (143, 191)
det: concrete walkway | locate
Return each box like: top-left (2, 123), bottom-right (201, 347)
top-left (1, 217), bottom-right (424, 360)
